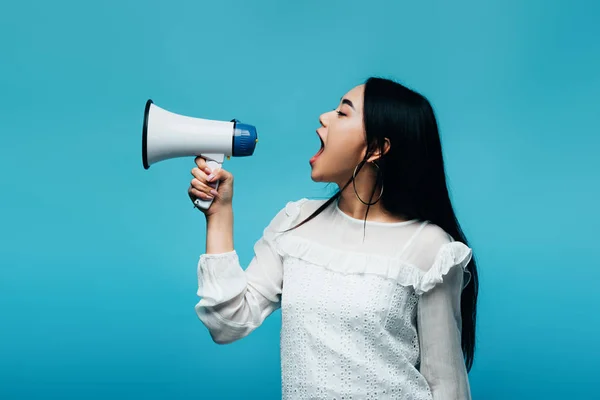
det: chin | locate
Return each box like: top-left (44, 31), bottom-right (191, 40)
top-left (310, 159), bottom-right (342, 183)
top-left (310, 170), bottom-right (322, 182)
top-left (310, 165), bottom-right (325, 182)
top-left (310, 169), bottom-right (335, 184)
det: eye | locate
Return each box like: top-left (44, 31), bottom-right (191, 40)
top-left (336, 110), bottom-right (347, 117)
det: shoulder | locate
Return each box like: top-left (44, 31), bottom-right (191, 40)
top-left (266, 197), bottom-right (328, 230)
top-left (404, 222), bottom-right (473, 294)
top-left (407, 222), bottom-right (468, 272)
top-left (419, 222), bottom-right (453, 249)
top-left (411, 223), bottom-right (474, 294)
top-left (282, 197), bottom-right (329, 219)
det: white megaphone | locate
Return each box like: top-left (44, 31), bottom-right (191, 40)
top-left (142, 99), bottom-right (258, 210)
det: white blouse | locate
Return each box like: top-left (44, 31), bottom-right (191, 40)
top-left (195, 198), bottom-right (473, 400)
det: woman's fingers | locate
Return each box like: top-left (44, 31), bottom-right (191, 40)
top-left (190, 178), bottom-right (214, 197)
top-left (189, 185), bottom-right (213, 200)
top-left (206, 167), bottom-right (232, 184)
top-left (190, 168), bottom-right (211, 199)
top-left (191, 167), bottom-right (208, 181)
top-left (194, 157), bottom-right (212, 175)
top-left (189, 158), bottom-right (232, 206)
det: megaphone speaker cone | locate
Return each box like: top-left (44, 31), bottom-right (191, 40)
top-left (142, 99), bottom-right (153, 170)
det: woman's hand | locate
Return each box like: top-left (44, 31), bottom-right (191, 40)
top-left (188, 156), bottom-right (234, 218)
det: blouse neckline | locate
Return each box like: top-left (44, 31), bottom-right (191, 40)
top-left (334, 199), bottom-right (419, 227)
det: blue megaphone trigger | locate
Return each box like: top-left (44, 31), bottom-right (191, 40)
top-left (231, 119), bottom-right (258, 157)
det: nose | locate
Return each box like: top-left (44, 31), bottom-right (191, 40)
top-left (319, 112), bottom-right (329, 128)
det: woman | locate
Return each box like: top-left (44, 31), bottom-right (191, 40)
top-left (188, 77), bottom-right (478, 399)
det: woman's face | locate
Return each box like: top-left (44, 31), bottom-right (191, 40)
top-left (310, 84), bottom-right (368, 185)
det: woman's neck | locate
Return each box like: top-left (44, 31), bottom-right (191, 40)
top-left (336, 167), bottom-right (405, 223)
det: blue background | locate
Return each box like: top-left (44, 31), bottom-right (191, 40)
top-left (1, 0), bottom-right (599, 399)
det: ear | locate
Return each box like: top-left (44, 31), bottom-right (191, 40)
top-left (366, 138), bottom-right (391, 163)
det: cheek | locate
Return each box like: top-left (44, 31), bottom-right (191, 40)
top-left (316, 133), bottom-right (365, 181)
top-left (326, 128), bottom-right (365, 162)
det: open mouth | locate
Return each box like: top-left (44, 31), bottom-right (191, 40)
top-left (310, 133), bottom-right (325, 165)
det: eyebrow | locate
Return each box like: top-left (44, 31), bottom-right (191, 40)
top-left (340, 98), bottom-right (355, 110)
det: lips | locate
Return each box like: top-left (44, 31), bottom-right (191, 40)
top-left (310, 132), bottom-right (325, 165)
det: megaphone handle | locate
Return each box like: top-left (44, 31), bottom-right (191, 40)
top-left (193, 160), bottom-right (221, 210)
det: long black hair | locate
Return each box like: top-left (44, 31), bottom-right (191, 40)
top-left (288, 76), bottom-right (479, 371)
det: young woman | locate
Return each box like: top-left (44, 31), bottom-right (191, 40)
top-left (188, 77), bottom-right (479, 400)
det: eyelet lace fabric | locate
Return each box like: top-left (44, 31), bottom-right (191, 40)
top-left (195, 199), bottom-right (473, 399)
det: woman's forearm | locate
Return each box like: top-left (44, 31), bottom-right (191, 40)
top-left (205, 205), bottom-right (234, 254)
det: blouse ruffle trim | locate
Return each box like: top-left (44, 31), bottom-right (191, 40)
top-left (265, 198), bottom-right (473, 295)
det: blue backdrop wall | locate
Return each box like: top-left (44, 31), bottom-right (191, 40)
top-left (1, 0), bottom-right (599, 399)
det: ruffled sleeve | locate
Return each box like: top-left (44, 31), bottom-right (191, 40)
top-left (414, 241), bottom-right (472, 296)
top-left (194, 199), bottom-right (306, 344)
top-left (416, 241), bottom-right (473, 399)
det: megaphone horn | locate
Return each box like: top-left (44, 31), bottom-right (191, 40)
top-left (142, 99), bottom-right (258, 210)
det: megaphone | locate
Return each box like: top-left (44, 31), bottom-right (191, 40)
top-left (142, 99), bottom-right (258, 210)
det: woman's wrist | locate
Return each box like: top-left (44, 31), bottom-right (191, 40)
top-left (205, 205), bottom-right (234, 254)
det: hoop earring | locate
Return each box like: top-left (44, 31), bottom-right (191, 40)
top-left (352, 161), bottom-right (384, 206)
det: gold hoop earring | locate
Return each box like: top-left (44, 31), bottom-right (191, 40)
top-left (352, 161), bottom-right (383, 206)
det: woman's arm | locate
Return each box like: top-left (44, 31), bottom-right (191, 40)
top-left (206, 205), bottom-right (234, 254)
top-left (194, 201), bottom-right (295, 344)
top-left (417, 264), bottom-right (471, 399)
top-left (188, 156), bottom-right (293, 344)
